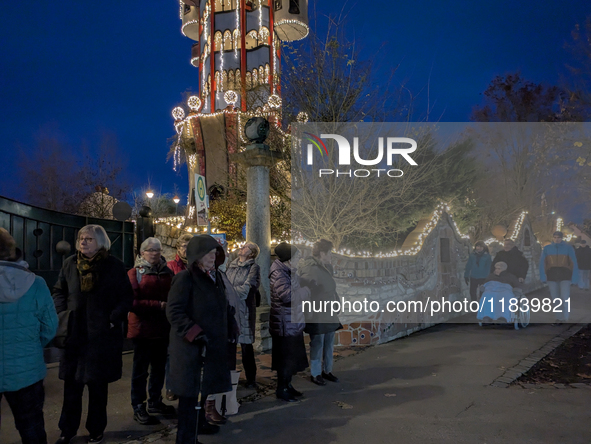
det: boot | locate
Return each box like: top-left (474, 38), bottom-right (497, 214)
top-left (205, 399), bottom-right (227, 425)
top-left (276, 387), bottom-right (298, 402)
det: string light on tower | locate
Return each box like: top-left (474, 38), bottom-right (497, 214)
top-left (224, 90), bottom-right (238, 107)
top-left (187, 95), bottom-right (201, 112)
top-left (172, 107), bottom-right (185, 121)
top-left (268, 94), bottom-right (282, 109)
top-left (297, 111), bottom-right (309, 123)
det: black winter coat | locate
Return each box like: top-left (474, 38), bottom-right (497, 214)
top-left (491, 247), bottom-right (529, 280)
top-left (269, 259), bottom-right (310, 337)
top-left (52, 254), bottom-right (133, 383)
top-left (166, 235), bottom-right (231, 397)
top-left (576, 246), bottom-right (591, 270)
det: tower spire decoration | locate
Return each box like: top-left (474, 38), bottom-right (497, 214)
top-left (172, 0), bottom-right (309, 227)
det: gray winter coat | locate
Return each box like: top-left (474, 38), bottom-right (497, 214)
top-left (226, 258), bottom-right (260, 344)
top-left (298, 256), bottom-right (341, 336)
top-left (166, 235), bottom-right (232, 397)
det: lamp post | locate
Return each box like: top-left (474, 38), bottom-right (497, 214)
top-left (173, 196), bottom-right (180, 215)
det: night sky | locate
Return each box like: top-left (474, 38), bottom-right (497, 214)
top-left (1, 1), bottom-right (589, 213)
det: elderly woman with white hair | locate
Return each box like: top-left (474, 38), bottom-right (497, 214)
top-left (127, 237), bottom-right (175, 425)
top-left (52, 224), bottom-right (133, 444)
top-left (484, 261), bottom-right (521, 288)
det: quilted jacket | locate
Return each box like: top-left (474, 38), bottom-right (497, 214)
top-left (0, 260), bottom-right (58, 392)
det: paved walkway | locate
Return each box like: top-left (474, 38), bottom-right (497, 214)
top-left (2, 287), bottom-right (591, 444)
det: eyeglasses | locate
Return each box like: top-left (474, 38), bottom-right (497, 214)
top-left (79, 237), bottom-right (94, 243)
top-left (144, 249), bottom-right (162, 253)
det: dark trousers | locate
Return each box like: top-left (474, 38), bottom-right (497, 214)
top-left (176, 395), bottom-right (207, 444)
top-left (276, 367), bottom-right (292, 392)
top-left (240, 343), bottom-right (257, 383)
top-left (131, 337), bottom-right (168, 406)
top-left (1, 379), bottom-right (47, 444)
top-left (58, 379), bottom-right (108, 437)
top-left (470, 278), bottom-right (486, 302)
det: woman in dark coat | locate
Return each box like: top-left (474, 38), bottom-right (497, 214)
top-left (166, 235), bottom-right (231, 444)
top-left (52, 224), bottom-right (133, 444)
top-left (270, 242), bottom-right (310, 402)
top-left (226, 241), bottom-right (261, 387)
top-left (127, 237), bottom-right (175, 425)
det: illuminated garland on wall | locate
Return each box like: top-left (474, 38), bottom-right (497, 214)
top-left (294, 202), bottom-right (469, 258)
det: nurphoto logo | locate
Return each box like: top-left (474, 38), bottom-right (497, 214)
top-left (303, 133), bottom-right (418, 178)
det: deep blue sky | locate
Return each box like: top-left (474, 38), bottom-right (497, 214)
top-left (1, 1), bottom-right (589, 210)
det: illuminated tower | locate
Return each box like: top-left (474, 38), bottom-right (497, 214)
top-left (172, 0), bottom-right (309, 223)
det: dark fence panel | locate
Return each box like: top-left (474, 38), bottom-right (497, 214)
top-left (0, 196), bottom-right (135, 286)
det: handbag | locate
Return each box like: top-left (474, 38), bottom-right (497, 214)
top-left (53, 309), bottom-right (73, 349)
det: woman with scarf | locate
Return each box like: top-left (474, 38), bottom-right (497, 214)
top-left (464, 241), bottom-right (492, 301)
top-left (226, 241), bottom-right (261, 388)
top-left (127, 237), bottom-right (175, 425)
top-left (166, 235), bottom-right (232, 443)
top-left (52, 225), bottom-right (133, 444)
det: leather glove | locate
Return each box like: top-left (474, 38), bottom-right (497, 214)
top-left (464, 277), bottom-right (470, 286)
top-left (193, 332), bottom-right (209, 347)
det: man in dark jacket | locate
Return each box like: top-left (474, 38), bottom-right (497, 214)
top-left (491, 239), bottom-right (529, 283)
top-left (166, 235), bottom-right (231, 444)
top-left (299, 239), bottom-right (341, 386)
top-left (575, 240), bottom-right (591, 290)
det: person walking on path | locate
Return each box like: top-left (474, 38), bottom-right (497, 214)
top-left (127, 237), bottom-right (176, 425)
top-left (464, 241), bottom-right (492, 301)
top-left (299, 239), bottom-right (341, 386)
top-left (0, 228), bottom-right (58, 444)
top-left (539, 231), bottom-right (579, 324)
top-left (166, 235), bottom-right (231, 444)
top-left (575, 240), bottom-right (591, 290)
top-left (52, 225), bottom-right (133, 444)
top-left (226, 241), bottom-right (261, 388)
top-left (491, 239), bottom-right (529, 283)
top-left (269, 243), bottom-right (310, 402)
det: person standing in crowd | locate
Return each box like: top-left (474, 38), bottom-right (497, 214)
top-left (226, 242), bottom-right (261, 388)
top-left (464, 241), bottom-right (492, 301)
top-left (270, 242), bottom-right (310, 402)
top-left (127, 237), bottom-right (176, 425)
top-left (52, 225), bottom-right (133, 444)
top-left (0, 228), bottom-right (58, 444)
top-left (166, 235), bottom-right (231, 444)
top-left (167, 233), bottom-right (193, 275)
top-left (299, 239), bottom-right (341, 386)
top-left (575, 240), bottom-right (591, 290)
top-left (165, 233), bottom-right (193, 401)
top-left (491, 238), bottom-right (529, 284)
top-left (539, 231), bottom-right (579, 325)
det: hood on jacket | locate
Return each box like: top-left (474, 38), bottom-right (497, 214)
top-left (0, 260), bottom-right (36, 303)
top-left (187, 235), bottom-right (225, 269)
top-left (270, 258), bottom-right (291, 277)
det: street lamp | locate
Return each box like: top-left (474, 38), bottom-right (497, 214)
top-left (173, 196), bottom-right (180, 215)
top-left (146, 191), bottom-right (154, 199)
